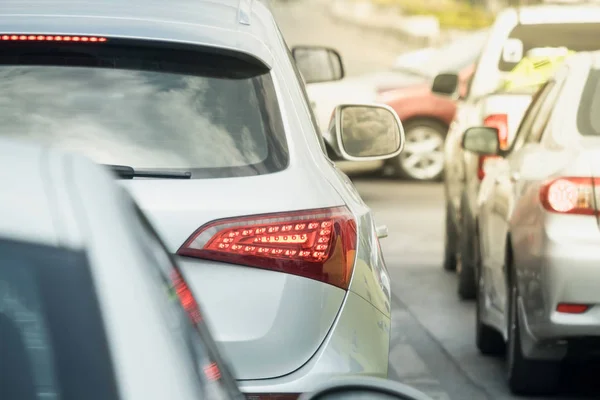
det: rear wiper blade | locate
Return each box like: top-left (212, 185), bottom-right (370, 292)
top-left (104, 164), bottom-right (192, 179)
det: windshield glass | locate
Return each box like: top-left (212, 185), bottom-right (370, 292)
top-left (0, 43), bottom-right (287, 179)
top-left (499, 23), bottom-right (600, 72)
top-left (577, 68), bottom-right (600, 136)
top-left (0, 238), bottom-right (119, 400)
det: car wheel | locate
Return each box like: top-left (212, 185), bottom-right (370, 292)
top-left (506, 269), bottom-right (560, 395)
top-left (457, 210), bottom-right (476, 299)
top-left (387, 119), bottom-right (446, 182)
top-left (443, 203), bottom-right (457, 271)
top-left (475, 266), bottom-right (504, 355)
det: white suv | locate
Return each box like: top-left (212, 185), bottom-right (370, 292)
top-left (0, 0), bottom-right (406, 397)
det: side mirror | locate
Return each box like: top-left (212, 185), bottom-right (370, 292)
top-left (292, 46), bottom-right (345, 84)
top-left (431, 72), bottom-right (460, 98)
top-left (328, 103), bottom-right (405, 162)
top-left (461, 126), bottom-right (500, 155)
top-left (299, 376), bottom-right (434, 400)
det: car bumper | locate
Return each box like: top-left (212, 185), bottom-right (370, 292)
top-left (517, 214), bottom-right (600, 358)
top-left (238, 290), bottom-right (391, 395)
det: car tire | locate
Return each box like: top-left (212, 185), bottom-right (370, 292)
top-left (475, 265), bottom-right (504, 355)
top-left (386, 119), bottom-right (447, 182)
top-left (443, 203), bottom-right (457, 272)
top-left (457, 209), bottom-right (476, 300)
top-left (506, 266), bottom-right (560, 395)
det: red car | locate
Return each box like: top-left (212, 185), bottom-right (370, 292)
top-left (376, 31), bottom-right (487, 182)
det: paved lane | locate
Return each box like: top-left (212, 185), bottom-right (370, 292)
top-left (353, 177), bottom-right (600, 400)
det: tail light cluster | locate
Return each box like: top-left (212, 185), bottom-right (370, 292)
top-left (177, 207), bottom-right (357, 290)
top-left (540, 177), bottom-right (599, 215)
top-left (477, 114), bottom-right (508, 181)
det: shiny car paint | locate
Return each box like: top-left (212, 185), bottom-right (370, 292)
top-left (477, 53), bottom-right (600, 360)
top-left (0, 0), bottom-right (393, 394)
top-left (0, 138), bottom-right (244, 400)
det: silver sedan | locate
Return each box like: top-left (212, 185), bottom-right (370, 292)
top-left (462, 51), bottom-right (600, 396)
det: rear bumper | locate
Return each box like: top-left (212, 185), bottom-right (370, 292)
top-left (238, 290), bottom-right (391, 394)
top-left (517, 215), bottom-right (600, 359)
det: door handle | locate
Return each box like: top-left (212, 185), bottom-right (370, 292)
top-left (376, 225), bottom-right (388, 239)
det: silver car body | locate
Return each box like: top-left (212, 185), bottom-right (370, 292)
top-left (0, 138), bottom-right (243, 400)
top-left (477, 52), bottom-right (600, 360)
top-left (0, 0), bottom-right (392, 394)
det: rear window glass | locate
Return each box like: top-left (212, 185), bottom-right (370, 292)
top-left (499, 23), bottom-right (600, 71)
top-left (0, 238), bottom-right (118, 400)
top-left (577, 68), bottom-right (600, 136)
top-left (0, 42), bottom-right (288, 179)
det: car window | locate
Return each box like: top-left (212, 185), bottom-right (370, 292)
top-left (128, 202), bottom-right (241, 400)
top-left (0, 42), bottom-right (288, 179)
top-left (506, 81), bottom-right (553, 153)
top-left (577, 68), bottom-right (600, 136)
top-left (0, 238), bottom-right (119, 400)
top-left (499, 23), bottom-right (600, 72)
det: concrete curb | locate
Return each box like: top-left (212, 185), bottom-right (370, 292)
top-left (328, 0), bottom-right (442, 47)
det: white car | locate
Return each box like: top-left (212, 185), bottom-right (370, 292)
top-left (0, 0), bottom-right (405, 397)
top-left (0, 137), bottom-right (244, 400)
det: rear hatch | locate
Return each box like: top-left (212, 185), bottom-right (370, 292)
top-left (124, 174), bottom-right (348, 381)
top-left (0, 36), bottom-right (349, 380)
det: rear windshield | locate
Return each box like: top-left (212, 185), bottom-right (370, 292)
top-left (0, 41), bottom-right (288, 178)
top-left (499, 23), bottom-right (600, 71)
top-left (577, 68), bottom-right (600, 136)
top-left (0, 238), bottom-right (118, 400)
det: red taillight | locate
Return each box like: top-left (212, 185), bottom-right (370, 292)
top-left (170, 269), bottom-right (202, 323)
top-left (540, 177), bottom-right (598, 215)
top-left (246, 394), bottom-right (300, 400)
top-left (0, 34), bottom-right (107, 42)
top-left (556, 303), bottom-right (590, 314)
top-left (476, 114), bottom-right (508, 181)
top-left (177, 207), bottom-right (357, 290)
top-left (484, 114), bottom-right (509, 149)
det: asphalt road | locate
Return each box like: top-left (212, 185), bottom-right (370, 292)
top-left (353, 178), bottom-right (600, 400)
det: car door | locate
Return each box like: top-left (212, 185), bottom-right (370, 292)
top-left (485, 80), bottom-right (557, 311)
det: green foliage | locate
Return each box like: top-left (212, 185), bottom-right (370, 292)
top-left (370, 0), bottom-right (495, 30)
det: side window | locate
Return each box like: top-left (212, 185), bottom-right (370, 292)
top-left (525, 81), bottom-right (558, 143)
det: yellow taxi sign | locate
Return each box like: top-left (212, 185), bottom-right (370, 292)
top-left (499, 48), bottom-right (575, 91)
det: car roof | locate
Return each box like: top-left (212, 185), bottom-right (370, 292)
top-left (0, 137), bottom-right (128, 250)
top-left (0, 0), bottom-right (277, 67)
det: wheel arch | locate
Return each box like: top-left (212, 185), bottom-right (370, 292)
top-left (400, 116), bottom-right (449, 135)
